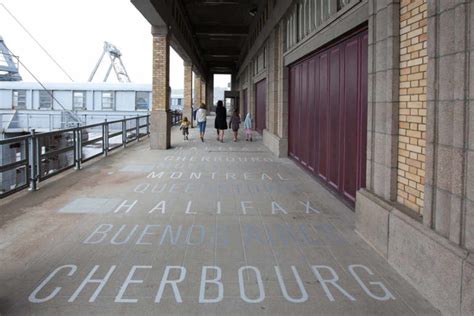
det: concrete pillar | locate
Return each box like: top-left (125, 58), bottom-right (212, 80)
top-left (261, 21), bottom-right (288, 158)
top-left (183, 61), bottom-right (193, 127)
top-left (150, 25), bottom-right (171, 150)
top-left (206, 75), bottom-right (214, 109)
top-left (194, 73), bottom-right (202, 108)
top-left (200, 79), bottom-right (206, 105)
top-left (425, 1), bottom-right (473, 249)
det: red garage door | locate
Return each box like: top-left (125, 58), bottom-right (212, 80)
top-left (255, 79), bottom-right (266, 134)
top-left (289, 28), bottom-right (368, 205)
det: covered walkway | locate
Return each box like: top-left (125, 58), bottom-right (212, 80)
top-left (0, 121), bottom-right (438, 314)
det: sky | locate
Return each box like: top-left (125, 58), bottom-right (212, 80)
top-left (0, 0), bottom-right (230, 89)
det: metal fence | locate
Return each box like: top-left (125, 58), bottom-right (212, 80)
top-left (0, 114), bottom-right (150, 198)
top-left (171, 110), bottom-right (182, 126)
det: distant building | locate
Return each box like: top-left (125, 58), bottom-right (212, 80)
top-left (0, 82), bottom-right (183, 133)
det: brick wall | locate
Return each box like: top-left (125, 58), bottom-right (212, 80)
top-left (397, 0), bottom-right (427, 213)
top-left (152, 33), bottom-right (170, 111)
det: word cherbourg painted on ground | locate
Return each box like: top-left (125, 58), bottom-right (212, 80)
top-left (29, 263), bottom-right (395, 304)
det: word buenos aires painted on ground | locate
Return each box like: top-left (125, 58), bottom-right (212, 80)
top-left (82, 223), bottom-right (347, 247)
top-left (28, 264), bottom-right (395, 304)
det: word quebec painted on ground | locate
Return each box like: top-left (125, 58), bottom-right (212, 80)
top-left (112, 200), bottom-right (320, 216)
top-left (133, 182), bottom-right (301, 194)
top-left (28, 264), bottom-right (395, 304)
top-left (83, 223), bottom-right (347, 247)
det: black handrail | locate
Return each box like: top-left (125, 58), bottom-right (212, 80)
top-left (0, 114), bottom-right (150, 198)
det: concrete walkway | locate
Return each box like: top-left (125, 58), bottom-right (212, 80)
top-left (0, 118), bottom-right (439, 315)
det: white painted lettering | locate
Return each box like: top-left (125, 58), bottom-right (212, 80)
top-left (216, 201), bottom-right (221, 214)
top-left (115, 265), bottom-right (152, 303)
top-left (311, 265), bottom-right (356, 302)
top-left (190, 172), bottom-right (202, 179)
top-left (170, 172), bottom-right (183, 179)
top-left (199, 266), bottom-right (223, 303)
top-left (271, 201), bottom-right (288, 214)
top-left (185, 201), bottom-right (196, 214)
top-left (160, 225), bottom-right (182, 245)
top-left (136, 225), bottom-right (161, 245)
top-left (149, 201), bottom-right (166, 214)
top-left (68, 265), bottom-right (116, 302)
top-left (299, 201), bottom-right (320, 214)
top-left (275, 266), bottom-right (308, 303)
top-left (348, 265), bottom-right (395, 301)
top-left (29, 265), bottom-right (77, 303)
top-left (113, 200), bottom-right (137, 214)
top-left (240, 201), bottom-right (254, 215)
top-left (111, 225), bottom-right (139, 245)
top-left (238, 266), bottom-right (265, 303)
top-left (134, 183), bottom-right (149, 193)
top-left (147, 171), bottom-right (164, 179)
top-left (155, 266), bottom-right (187, 303)
top-left (186, 225), bottom-right (205, 245)
top-left (83, 224), bottom-right (113, 244)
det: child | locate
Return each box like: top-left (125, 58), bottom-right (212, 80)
top-left (180, 116), bottom-right (190, 140)
top-left (229, 110), bottom-right (241, 142)
top-left (243, 113), bottom-right (253, 142)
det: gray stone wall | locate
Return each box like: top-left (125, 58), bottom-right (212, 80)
top-left (366, 0), bottom-right (400, 202)
top-left (424, 0), bottom-right (474, 250)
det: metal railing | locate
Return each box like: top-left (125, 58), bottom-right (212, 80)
top-left (171, 110), bottom-right (182, 126)
top-left (0, 111), bottom-right (150, 131)
top-left (0, 114), bottom-right (150, 198)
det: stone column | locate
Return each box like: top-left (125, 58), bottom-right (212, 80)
top-left (206, 75), bottom-right (214, 109)
top-left (200, 79), bottom-right (206, 105)
top-left (183, 61), bottom-right (193, 127)
top-left (150, 25), bottom-right (171, 150)
top-left (194, 73), bottom-right (202, 108)
top-left (355, 0), bottom-right (401, 257)
top-left (425, 1), bottom-right (473, 249)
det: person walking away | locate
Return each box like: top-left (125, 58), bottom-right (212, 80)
top-left (196, 103), bottom-right (207, 142)
top-left (214, 100), bottom-right (228, 142)
top-left (180, 117), bottom-right (191, 140)
top-left (229, 110), bottom-right (241, 142)
top-left (244, 113), bottom-right (253, 141)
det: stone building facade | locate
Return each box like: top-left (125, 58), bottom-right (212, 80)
top-left (134, 0), bottom-right (473, 314)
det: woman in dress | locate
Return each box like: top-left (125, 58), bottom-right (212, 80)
top-left (214, 100), bottom-right (228, 142)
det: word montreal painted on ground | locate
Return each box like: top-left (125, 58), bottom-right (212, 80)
top-left (28, 264), bottom-right (395, 304)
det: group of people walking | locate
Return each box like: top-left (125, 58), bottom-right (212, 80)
top-left (180, 101), bottom-right (253, 142)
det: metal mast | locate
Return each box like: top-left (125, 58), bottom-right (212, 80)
top-left (88, 41), bottom-right (131, 83)
top-left (0, 36), bottom-right (22, 81)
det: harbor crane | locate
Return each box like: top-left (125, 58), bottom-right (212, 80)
top-left (88, 41), bottom-right (131, 83)
top-left (0, 36), bottom-right (22, 81)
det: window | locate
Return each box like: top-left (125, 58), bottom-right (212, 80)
top-left (135, 91), bottom-right (149, 110)
top-left (39, 90), bottom-right (53, 109)
top-left (102, 91), bottom-right (114, 110)
top-left (12, 90), bottom-right (26, 109)
top-left (73, 91), bottom-right (86, 110)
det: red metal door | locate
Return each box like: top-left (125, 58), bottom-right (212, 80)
top-left (255, 79), bottom-right (266, 134)
top-left (288, 27), bottom-right (368, 206)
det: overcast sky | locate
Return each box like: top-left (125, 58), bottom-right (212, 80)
top-left (0, 0), bottom-right (230, 88)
